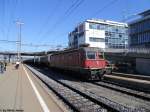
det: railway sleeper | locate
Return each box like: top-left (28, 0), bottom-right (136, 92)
top-left (26, 65), bottom-right (107, 112)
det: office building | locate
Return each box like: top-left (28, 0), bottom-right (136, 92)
top-left (68, 19), bottom-right (128, 49)
top-left (129, 9), bottom-right (150, 48)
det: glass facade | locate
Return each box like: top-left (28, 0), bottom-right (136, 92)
top-left (89, 37), bottom-right (105, 42)
top-left (89, 23), bottom-right (128, 48)
top-left (130, 19), bottom-right (150, 34)
top-left (68, 20), bottom-right (128, 49)
top-left (130, 18), bottom-right (150, 47)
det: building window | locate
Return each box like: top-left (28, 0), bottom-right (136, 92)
top-left (89, 23), bottom-right (105, 30)
top-left (78, 24), bottom-right (84, 33)
top-left (119, 34), bottom-right (122, 37)
top-left (89, 37), bottom-right (105, 42)
top-left (78, 32), bottom-right (84, 37)
top-left (89, 23), bottom-right (97, 29)
top-left (86, 51), bottom-right (96, 59)
top-left (105, 31), bottom-right (111, 36)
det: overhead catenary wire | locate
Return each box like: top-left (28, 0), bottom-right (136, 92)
top-left (91, 0), bottom-right (119, 17)
top-left (63, 0), bottom-right (82, 16)
top-left (37, 0), bottom-right (81, 42)
top-left (6, 0), bottom-right (18, 40)
top-left (36, 0), bottom-right (62, 41)
top-left (121, 13), bottom-right (138, 22)
top-left (37, 0), bottom-right (85, 43)
top-left (0, 39), bottom-right (66, 48)
top-left (0, 0), bottom-right (6, 39)
top-left (39, 0), bottom-right (119, 47)
top-left (1, 0), bottom-right (123, 52)
top-left (0, 39), bottom-right (19, 43)
top-left (39, 0), bottom-right (117, 44)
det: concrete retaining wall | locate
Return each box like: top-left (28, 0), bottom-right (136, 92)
top-left (136, 58), bottom-right (150, 75)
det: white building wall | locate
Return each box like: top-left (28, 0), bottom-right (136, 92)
top-left (85, 22), bottom-right (105, 48)
top-left (68, 19), bottom-right (127, 49)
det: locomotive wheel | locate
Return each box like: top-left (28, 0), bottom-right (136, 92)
top-left (106, 69), bottom-right (112, 74)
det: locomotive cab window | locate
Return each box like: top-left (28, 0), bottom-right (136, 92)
top-left (98, 52), bottom-right (104, 59)
top-left (86, 51), bottom-right (96, 59)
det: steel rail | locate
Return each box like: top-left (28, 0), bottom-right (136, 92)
top-left (29, 65), bottom-right (146, 112)
top-left (25, 65), bottom-right (109, 112)
top-left (103, 75), bottom-right (150, 93)
top-left (111, 72), bottom-right (150, 81)
top-left (93, 81), bottom-right (150, 101)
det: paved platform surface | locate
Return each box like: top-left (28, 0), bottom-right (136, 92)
top-left (0, 64), bottom-right (65, 112)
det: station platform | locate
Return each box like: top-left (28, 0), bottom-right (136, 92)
top-left (0, 64), bottom-right (66, 112)
top-left (104, 74), bottom-right (150, 92)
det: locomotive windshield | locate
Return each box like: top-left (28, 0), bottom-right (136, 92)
top-left (86, 51), bottom-right (96, 59)
top-left (98, 52), bottom-right (104, 59)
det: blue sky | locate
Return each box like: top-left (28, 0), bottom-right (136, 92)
top-left (0, 0), bottom-right (150, 52)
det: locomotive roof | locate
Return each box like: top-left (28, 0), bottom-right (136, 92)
top-left (52, 47), bottom-right (103, 55)
top-left (83, 47), bottom-right (103, 52)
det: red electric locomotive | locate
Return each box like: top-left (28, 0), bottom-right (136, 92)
top-left (49, 47), bottom-right (111, 80)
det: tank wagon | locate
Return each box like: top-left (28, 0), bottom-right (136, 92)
top-left (26, 47), bottom-right (112, 80)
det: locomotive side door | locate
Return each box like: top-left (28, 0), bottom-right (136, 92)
top-left (78, 52), bottom-right (81, 66)
top-left (80, 49), bottom-right (86, 67)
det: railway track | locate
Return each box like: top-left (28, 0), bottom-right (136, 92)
top-left (57, 80), bottom-right (150, 112)
top-left (103, 72), bottom-right (150, 93)
top-left (25, 65), bottom-right (112, 112)
top-left (27, 65), bottom-right (150, 112)
top-left (93, 81), bottom-right (150, 101)
top-left (111, 72), bottom-right (150, 81)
